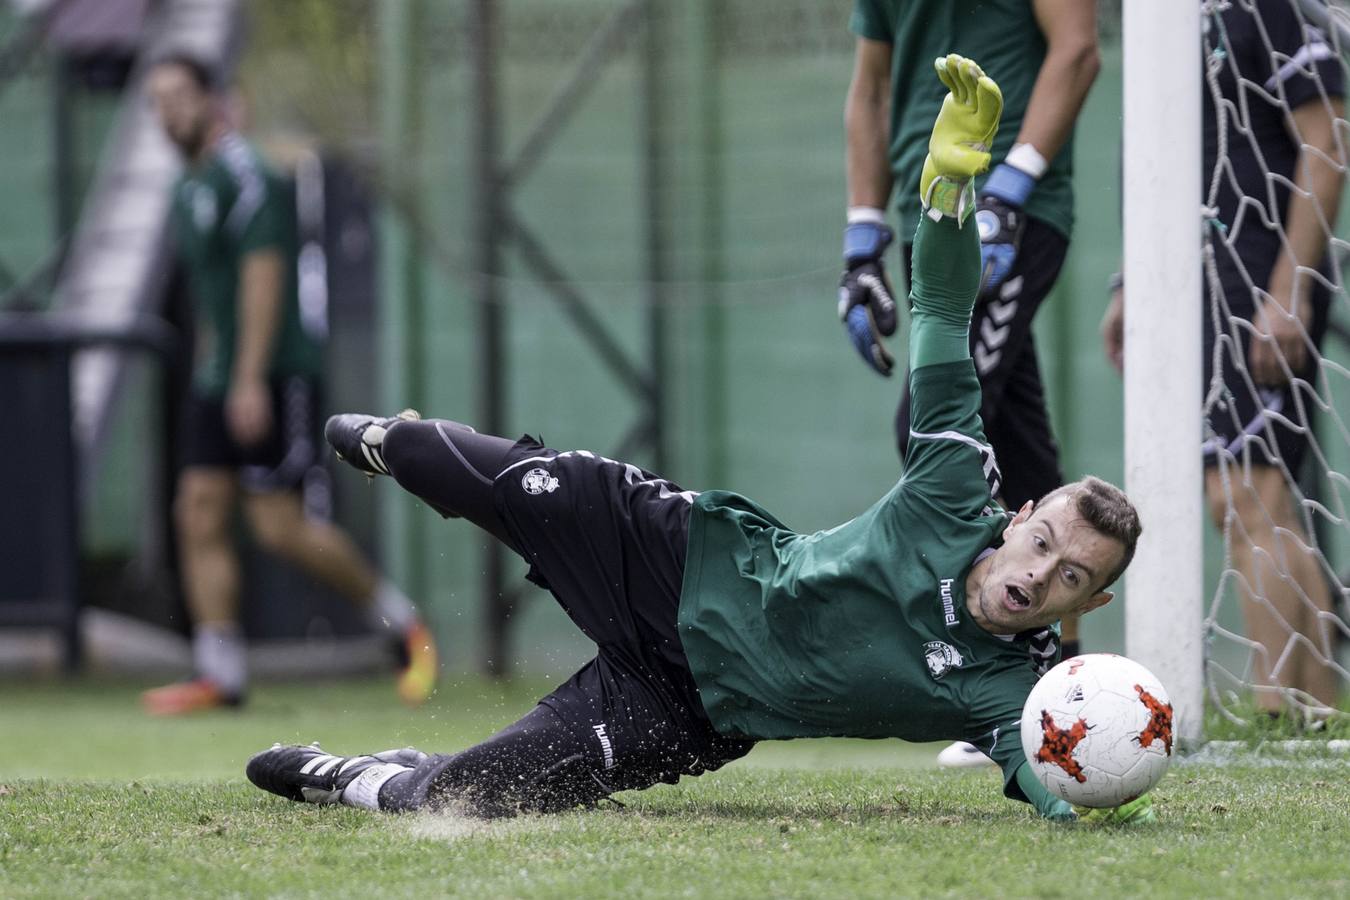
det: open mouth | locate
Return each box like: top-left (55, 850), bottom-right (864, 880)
top-left (1005, 584), bottom-right (1032, 612)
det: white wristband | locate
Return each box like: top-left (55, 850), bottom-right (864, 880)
top-left (1005, 143), bottom-right (1048, 180)
top-left (846, 206), bottom-right (888, 225)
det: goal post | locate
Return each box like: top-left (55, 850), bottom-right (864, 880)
top-left (1122, 0), bottom-right (1206, 744)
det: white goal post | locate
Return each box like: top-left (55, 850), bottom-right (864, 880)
top-left (1122, 0), bottom-right (1205, 744)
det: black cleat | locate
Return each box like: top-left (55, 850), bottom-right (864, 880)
top-left (246, 742), bottom-right (428, 805)
top-left (324, 409), bottom-right (421, 477)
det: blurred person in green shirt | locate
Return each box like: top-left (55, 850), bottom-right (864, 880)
top-left (141, 53), bottom-right (437, 715)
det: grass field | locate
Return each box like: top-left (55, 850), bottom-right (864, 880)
top-left (2, 676), bottom-right (1349, 899)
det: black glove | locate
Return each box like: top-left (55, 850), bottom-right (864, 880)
top-left (837, 220), bottom-right (899, 376)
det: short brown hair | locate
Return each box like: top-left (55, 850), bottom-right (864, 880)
top-left (1035, 476), bottom-right (1141, 589)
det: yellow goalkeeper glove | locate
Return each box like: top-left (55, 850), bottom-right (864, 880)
top-left (920, 54), bottom-right (1003, 224)
top-left (1074, 793), bottom-right (1157, 826)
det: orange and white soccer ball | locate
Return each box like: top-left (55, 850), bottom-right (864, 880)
top-left (1019, 653), bottom-right (1174, 808)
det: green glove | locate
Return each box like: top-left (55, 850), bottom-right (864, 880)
top-left (1074, 793), bottom-right (1157, 826)
top-left (919, 54), bottom-right (1003, 223)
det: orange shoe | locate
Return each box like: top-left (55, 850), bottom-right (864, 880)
top-left (142, 678), bottom-right (243, 716)
top-left (395, 621), bottom-right (439, 706)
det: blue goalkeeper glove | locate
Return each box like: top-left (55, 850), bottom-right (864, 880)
top-left (838, 219), bottom-right (899, 376)
top-left (974, 160), bottom-right (1035, 299)
top-left (1073, 793), bottom-right (1157, 826)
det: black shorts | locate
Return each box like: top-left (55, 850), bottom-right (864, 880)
top-left (180, 375), bottom-right (321, 492)
top-left (1202, 260), bottom-right (1332, 476)
top-left (367, 429), bottom-right (751, 813)
top-left (489, 440), bottom-right (751, 788)
top-left (897, 216), bottom-right (1067, 508)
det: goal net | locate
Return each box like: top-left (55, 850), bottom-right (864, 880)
top-left (1198, 0), bottom-right (1350, 731)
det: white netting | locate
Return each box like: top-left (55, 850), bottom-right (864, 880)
top-left (1201, 0), bottom-right (1350, 727)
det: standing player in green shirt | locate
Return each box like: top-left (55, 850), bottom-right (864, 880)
top-left (839, 0), bottom-right (1100, 767)
top-left (246, 57), bottom-right (1147, 823)
top-left (140, 54), bottom-right (438, 715)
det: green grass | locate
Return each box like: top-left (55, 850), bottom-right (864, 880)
top-left (2, 677), bottom-right (1349, 899)
top-left (1204, 703), bottom-right (1350, 744)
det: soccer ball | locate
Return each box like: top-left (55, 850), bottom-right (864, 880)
top-left (1019, 653), bottom-right (1174, 808)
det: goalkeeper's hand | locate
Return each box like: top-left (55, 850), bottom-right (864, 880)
top-left (920, 54), bottom-right (1002, 223)
top-left (838, 219), bottom-right (899, 376)
top-left (975, 162), bottom-right (1034, 299)
top-left (1073, 793), bottom-right (1157, 826)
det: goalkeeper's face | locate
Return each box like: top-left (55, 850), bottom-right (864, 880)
top-left (970, 495), bottom-right (1123, 635)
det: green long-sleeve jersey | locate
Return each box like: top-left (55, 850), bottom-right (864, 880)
top-left (170, 132), bottom-right (319, 395)
top-left (678, 215), bottom-right (1068, 818)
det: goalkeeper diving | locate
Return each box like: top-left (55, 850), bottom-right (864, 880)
top-left (246, 56), bottom-right (1148, 824)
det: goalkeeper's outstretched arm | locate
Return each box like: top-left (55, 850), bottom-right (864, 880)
top-left (907, 55), bottom-right (1001, 371)
top-left (910, 56), bottom-right (1130, 827)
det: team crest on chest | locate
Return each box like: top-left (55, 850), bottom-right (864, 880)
top-left (521, 467), bottom-right (559, 495)
top-left (923, 640), bottom-right (965, 680)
